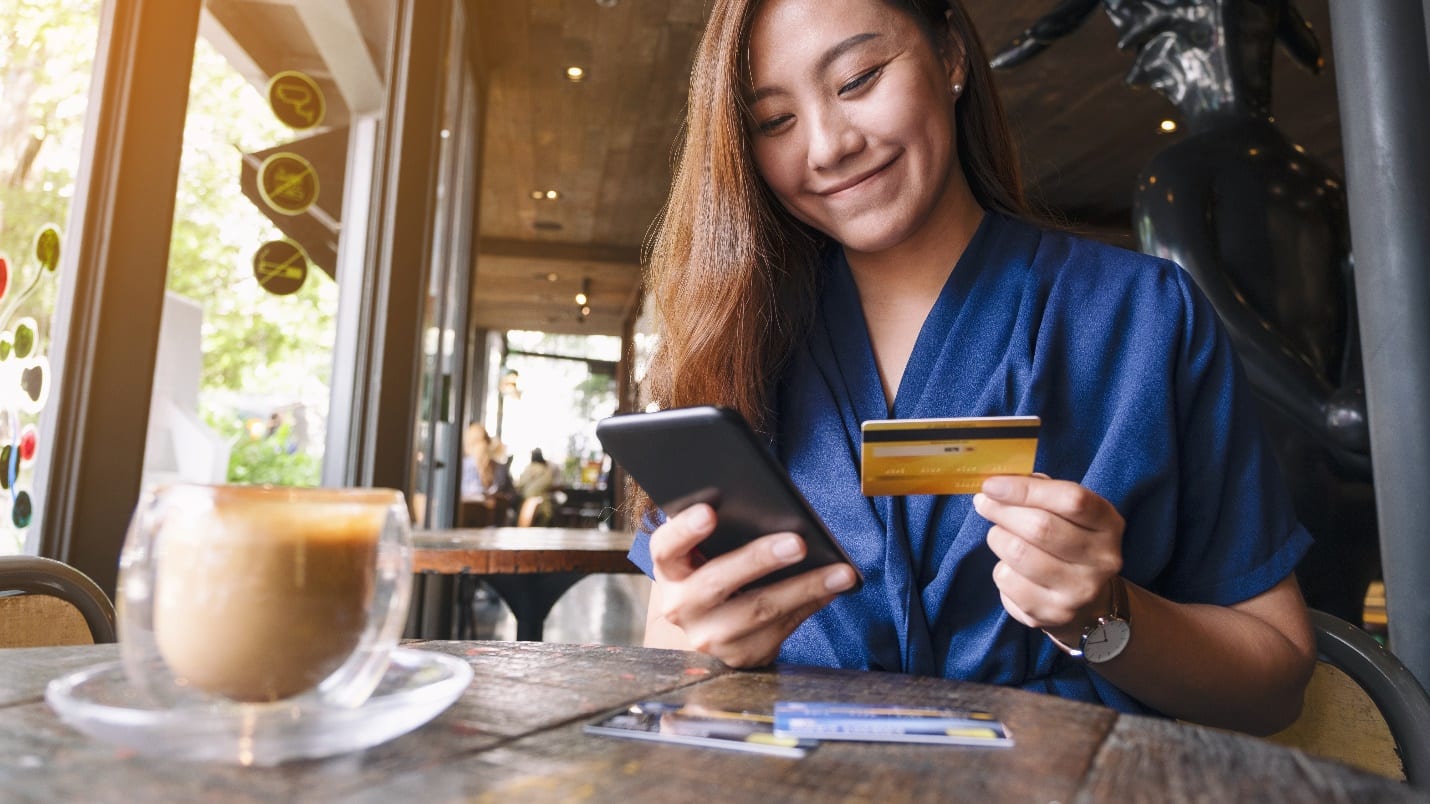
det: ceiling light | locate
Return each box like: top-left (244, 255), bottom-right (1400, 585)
top-left (1158, 119), bottom-right (1178, 134)
top-left (580, 305), bottom-right (592, 316)
top-left (596, 0), bottom-right (618, 7)
top-left (546, 272), bottom-right (559, 282)
top-left (575, 292), bottom-right (588, 305)
top-left (545, 190), bottom-right (560, 200)
top-left (566, 66), bottom-right (586, 82)
top-left (530, 190), bottom-right (545, 200)
top-left (575, 277), bottom-right (591, 307)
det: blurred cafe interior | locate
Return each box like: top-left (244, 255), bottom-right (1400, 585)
top-left (3, 0), bottom-right (1430, 782)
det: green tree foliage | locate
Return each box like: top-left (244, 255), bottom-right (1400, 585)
top-left (208, 414), bottom-right (321, 487)
top-left (0, 0), bottom-right (100, 332)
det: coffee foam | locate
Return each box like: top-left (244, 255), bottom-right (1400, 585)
top-left (153, 500), bottom-right (386, 702)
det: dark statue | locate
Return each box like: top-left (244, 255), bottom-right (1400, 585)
top-left (993, 0), bottom-right (1378, 623)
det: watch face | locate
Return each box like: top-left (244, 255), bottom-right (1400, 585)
top-left (1081, 618), bottom-right (1131, 663)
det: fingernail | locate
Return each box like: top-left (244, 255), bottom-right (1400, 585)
top-left (972, 492), bottom-right (988, 511)
top-left (983, 477), bottom-right (1011, 499)
top-left (686, 505), bottom-right (714, 530)
top-left (825, 566), bottom-right (855, 592)
top-left (772, 535), bottom-right (802, 560)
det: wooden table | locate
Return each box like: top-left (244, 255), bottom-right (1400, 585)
top-left (1, 642), bottom-right (1417, 802)
top-left (408, 527), bottom-right (638, 642)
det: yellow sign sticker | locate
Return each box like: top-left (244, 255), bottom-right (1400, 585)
top-left (267, 70), bottom-right (326, 130)
top-left (257, 152), bottom-right (319, 216)
top-left (253, 239), bottom-right (309, 295)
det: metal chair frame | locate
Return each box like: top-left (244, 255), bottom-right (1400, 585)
top-left (1309, 608), bottom-right (1430, 786)
top-left (0, 556), bottom-right (117, 644)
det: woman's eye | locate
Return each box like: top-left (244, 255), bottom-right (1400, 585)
top-left (838, 67), bottom-right (882, 95)
top-left (757, 114), bottom-right (793, 135)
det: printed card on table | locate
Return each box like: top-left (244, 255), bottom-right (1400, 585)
top-left (584, 701), bottom-right (816, 758)
top-left (772, 701), bottom-right (1014, 747)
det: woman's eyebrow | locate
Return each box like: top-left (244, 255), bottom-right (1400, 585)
top-left (817, 32), bottom-right (881, 73)
top-left (749, 32), bottom-right (882, 102)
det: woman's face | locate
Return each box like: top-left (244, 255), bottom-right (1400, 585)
top-left (745, 0), bottom-right (965, 255)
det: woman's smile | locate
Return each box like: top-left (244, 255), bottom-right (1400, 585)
top-left (815, 152), bottom-right (902, 198)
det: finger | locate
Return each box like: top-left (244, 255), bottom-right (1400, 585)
top-left (649, 504), bottom-right (719, 583)
top-left (990, 560), bottom-right (1082, 630)
top-left (990, 526), bottom-right (1112, 614)
top-left (997, 584), bottom-right (1039, 630)
top-left (974, 495), bottom-right (1118, 568)
top-left (980, 475), bottom-right (1120, 531)
top-left (681, 563), bottom-right (855, 656)
top-left (669, 530), bottom-right (813, 614)
top-left (706, 592), bottom-right (837, 668)
top-left (985, 524), bottom-right (1107, 594)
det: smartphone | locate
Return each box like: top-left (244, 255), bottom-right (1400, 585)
top-left (596, 405), bottom-right (863, 592)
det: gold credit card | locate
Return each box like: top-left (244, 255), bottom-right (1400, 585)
top-left (860, 416), bottom-right (1041, 496)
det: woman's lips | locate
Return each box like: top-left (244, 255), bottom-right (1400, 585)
top-left (817, 154), bottom-right (899, 197)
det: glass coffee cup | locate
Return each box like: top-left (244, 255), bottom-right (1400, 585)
top-left (117, 485), bottom-right (414, 708)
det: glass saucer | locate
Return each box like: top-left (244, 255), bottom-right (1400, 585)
top-left (45, 647), bottom-right (473, 766)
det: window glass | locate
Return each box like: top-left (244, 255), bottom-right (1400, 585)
top-left (411, 2), bottom-right (478, 528)
top-left (497, 332), bottom-right (620, 491)
top-left (506, 330), bottom-right (622, 362)
top-left (142, 0), bottom-right (396, 491)
top-left (0, 0), bottom-right (103, 554)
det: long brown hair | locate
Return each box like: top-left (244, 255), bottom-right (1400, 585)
top-left (636, 0), bottom-right (1027, 521)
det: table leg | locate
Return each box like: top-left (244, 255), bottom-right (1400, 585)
top-left (417, 571), bottom-right (456, 639)
top-left (403, 572), bottom-right (426, 638)
top-left (483, 573), bottom-right (585, 642)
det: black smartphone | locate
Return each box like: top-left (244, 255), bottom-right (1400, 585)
top-left (596, 405), bottom-right (863, 592)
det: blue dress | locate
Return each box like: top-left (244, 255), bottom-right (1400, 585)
top-left (630, 212), bottom-right (1312, 715)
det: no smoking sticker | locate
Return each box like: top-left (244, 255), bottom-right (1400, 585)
top-left (253, 240), bottom-right (309, 295)
top-left (257, 152), bottom-right (319, 216)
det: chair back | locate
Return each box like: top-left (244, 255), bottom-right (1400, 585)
top-left (0, 556), bottom-right (116, 648)
top-left (1268, 609), bottom-right (1430, 786)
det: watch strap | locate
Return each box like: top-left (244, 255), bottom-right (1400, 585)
top-left (1046, 577), bottom-right (1128, 659)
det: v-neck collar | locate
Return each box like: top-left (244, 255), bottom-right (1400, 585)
top-left (823, 211), bottom-right (997, 422)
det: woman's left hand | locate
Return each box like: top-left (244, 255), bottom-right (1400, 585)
top-left (973, 475), bottom-right (1125, 648)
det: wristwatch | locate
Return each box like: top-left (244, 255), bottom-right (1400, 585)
top-left (1068, 577), bottom-right (1131, 664)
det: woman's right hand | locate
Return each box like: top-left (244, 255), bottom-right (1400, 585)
top-left (647, 503), bottom-right (857, 668)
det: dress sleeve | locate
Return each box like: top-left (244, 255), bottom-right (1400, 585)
top-left (627, 509), bottom-right (664, 578)
top-left (1154, 268), bottom-right (1313, 605)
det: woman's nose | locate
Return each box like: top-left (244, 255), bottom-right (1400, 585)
top-left (806, 105), bottom-right (865, 170)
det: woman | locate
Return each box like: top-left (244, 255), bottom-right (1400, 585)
top-left (461, 424), bottom-right (498, 499)
top-left (631, 0), bottom-right (1315, 735)
top-left (515, 448), bottom-right (559, 526)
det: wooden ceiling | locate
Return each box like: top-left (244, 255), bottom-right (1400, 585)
top-left (470, 0), bottom-right (1344, 337)
top-left (471, 0), bottom-right (706, 336)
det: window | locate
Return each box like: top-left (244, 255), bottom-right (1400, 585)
top-left (493, 331), bottom-right (621, 491)
top-left (142, 0), bottom-right (397, 492)
top-left (0, 0), bottom-right (103, 554)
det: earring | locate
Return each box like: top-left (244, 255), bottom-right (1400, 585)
top-left (952, 83), bottom-right (963, 96)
